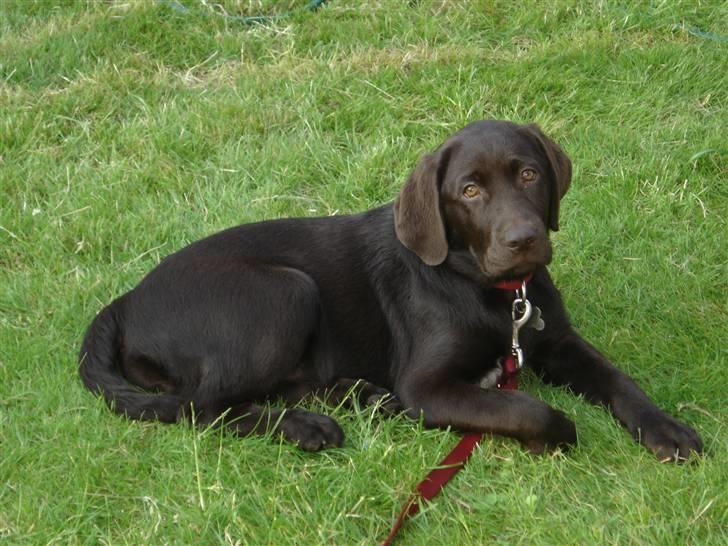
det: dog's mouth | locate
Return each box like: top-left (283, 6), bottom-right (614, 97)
top-left (488, 267), bottom-right (538, 288)
top-left (476, 245), bottom-right (552, 284)
top-left (493, 267), bottom-right (537, 283)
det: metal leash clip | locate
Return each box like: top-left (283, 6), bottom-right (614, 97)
top-left (510, 281), bottom-right (533, 368)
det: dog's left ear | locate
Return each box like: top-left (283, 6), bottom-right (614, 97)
top-left (394, 148), bottom-right (452, 266)
top-left (524, 124), bottom-right (572, 231)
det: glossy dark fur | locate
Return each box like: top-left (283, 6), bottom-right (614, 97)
top-left (80, 120), bottom-right (702, 459)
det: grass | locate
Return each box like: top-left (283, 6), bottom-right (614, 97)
top-left (1, 0), bottom-right (726, 544)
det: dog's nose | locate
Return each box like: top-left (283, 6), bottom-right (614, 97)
top-left (505, 225), bottom-right (538, 252)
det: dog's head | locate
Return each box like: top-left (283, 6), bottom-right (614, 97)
top-left (394, 120), bottom-right (571, 282)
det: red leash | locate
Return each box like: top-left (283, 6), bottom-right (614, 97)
top-left (381, 277), bottom-right (529, 546)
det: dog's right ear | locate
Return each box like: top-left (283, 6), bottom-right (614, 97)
top-left (394, 150), bottom-right (449, 266)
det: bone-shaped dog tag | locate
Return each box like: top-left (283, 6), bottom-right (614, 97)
top-left (479, 360), bottom-right (503, 389)
top-left (526, 305), bottom-right (545, 331)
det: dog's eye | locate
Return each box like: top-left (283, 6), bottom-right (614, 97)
top-left (521, 168), bottom-right (538, 183)
top-left (463, 184), bottom-right (481, 198)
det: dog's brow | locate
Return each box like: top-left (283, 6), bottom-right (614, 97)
top-left (508, 155), bottom-right (541, 167)
top-left (457, 170), bottom-right (483, 183)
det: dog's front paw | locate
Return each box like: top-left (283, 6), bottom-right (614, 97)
top-left (522, 408), bottom-right (577, 455)
top-left (635, 410), bottom-right (703, 462)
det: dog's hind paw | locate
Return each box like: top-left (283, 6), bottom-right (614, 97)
top-left (365, 392), bottom-right (404, 415)
top-left (277, 408), bottom-right (345, 451)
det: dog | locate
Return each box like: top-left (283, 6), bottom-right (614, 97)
top-left (80, 120), bottom-right (702, 460)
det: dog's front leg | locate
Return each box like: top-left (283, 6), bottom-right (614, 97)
top-left (397, 376), bottom-right (577, 454)
top-left (531, 331), bottom-right (703, 461)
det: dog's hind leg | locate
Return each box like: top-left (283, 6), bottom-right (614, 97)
top-left (159, 262), bottom-right (348, 450)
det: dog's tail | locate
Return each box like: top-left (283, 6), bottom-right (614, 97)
top-left (79, 301), bottom-right (182, 423)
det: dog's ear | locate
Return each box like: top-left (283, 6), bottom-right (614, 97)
top-left (524, 124), bottom-right (572, 231)
top-left (394, 149), bottom-right (450, 266)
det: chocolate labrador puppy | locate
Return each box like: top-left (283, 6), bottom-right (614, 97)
top-left (80, 120), bottom-right (702, 461)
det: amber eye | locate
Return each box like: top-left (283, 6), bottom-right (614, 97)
top-left (463, 184), bottom-right (481, 198)
top-left (521, 168), bottom-right (538, 183)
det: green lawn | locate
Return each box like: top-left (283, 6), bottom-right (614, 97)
top-left (1, 1), bottom-right (726, 544)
